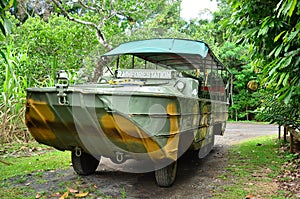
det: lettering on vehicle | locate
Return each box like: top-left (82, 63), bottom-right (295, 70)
top-left (117, 69), bottom-right (173, 79)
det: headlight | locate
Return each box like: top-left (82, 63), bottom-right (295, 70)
top-left (176, 81), bottom-right (185, 91)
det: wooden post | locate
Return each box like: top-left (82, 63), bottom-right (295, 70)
top-left (290, 132), bottom-right (294, 153)
top-left (284, 125), bottom-right (287, 142)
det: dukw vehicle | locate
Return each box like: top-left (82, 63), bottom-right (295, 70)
top-left (25, 38), bottom-right (231, 187)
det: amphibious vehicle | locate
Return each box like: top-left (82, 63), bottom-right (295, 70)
top-left (25, 38), bottom-right (231, 187)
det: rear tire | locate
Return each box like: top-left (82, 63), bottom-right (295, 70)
top-left (155, 161), bottom-right (177, 187)
top-left (71, 151), bottom-right (100, 175)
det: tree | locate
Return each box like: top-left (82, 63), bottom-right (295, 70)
top-left (222, 0), bottom-right (299, 130)
top-left (12, 15), bottom-right (100, 82)
top-left (218, 42), bottom-right (260, 121)
top-left (47, 0), bottom-right (174, 80)
top-left (10, 0), bottom-right (54, 23)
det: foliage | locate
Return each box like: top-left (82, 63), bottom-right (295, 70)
top-left (0, 0), bottom-right (16, 61)
top-left (0, 43), bottom-right (33, 143)
top-left (226, 0), bottom-right (300, 101)
top-left (218, 42), bottom-right (260, 120)
top-left (222, 0), bottom-right (300, 128)
top-left (256, 92), bottom-right (300, 131)
top-left (46, 0), bottom-right (182, 80)
top-left (0, 0), bottom-right (16, 36)
top-left (0, 14), bottom-right (104, 143)
top-left (125, 0), bottom-right (189, 41)
top-left (12, 14), bottom-right (100, 81)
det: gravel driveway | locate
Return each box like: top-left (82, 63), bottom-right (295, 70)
top-left (9, 122), bottom-right (279, 198)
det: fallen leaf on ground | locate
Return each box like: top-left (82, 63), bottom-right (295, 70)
top-left (245, 194), bottom-right (254, 199)
top-left (68, 187), bottom-right (79, 193)
top-left (59, 191), bottom-right (69, 199)
top-left (75, 192), bottom-right (89, 197)
top-left (51, 193), bottom-right (61, 197)
top-left (35, 193), bottom-right (41, 198)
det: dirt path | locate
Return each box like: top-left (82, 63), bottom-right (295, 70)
top-left (10, 122), bottom-right (279, 198)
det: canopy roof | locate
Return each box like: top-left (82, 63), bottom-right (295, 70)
top-left (102, 38), bottom-right (226, 71)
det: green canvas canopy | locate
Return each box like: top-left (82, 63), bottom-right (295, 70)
top-left (102, 38), bottom-right (226, 71)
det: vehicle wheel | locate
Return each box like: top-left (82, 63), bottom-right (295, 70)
top-left (71, 151), bottom-right (100, 175)
top-left (155, 161), bottom-right (177, 187)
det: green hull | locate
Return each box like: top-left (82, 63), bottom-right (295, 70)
top-left (25, 82), bottom-right (227, 163)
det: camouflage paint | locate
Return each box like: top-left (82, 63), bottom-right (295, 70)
top-left (25, 98), bottom-right (57, 142)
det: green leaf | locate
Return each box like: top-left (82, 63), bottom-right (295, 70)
top-left (296, 22), bottom-right (300, 29)
top-left (261, 16), bottom-right (271, 27)
top-left (3, 0), bottom-right (14, 11)
top-left (266, 59), bottom-right (280, 76)
top-left (258, 25), bottom-right (269, 36)
top-left (274, 31), bottom-right (286, 42)
top-left (269, 46), bottom-right (277, 57)
top-left (275, 0), bottom-right (285, 12)
top-left (283, 87), bottom-right (294, 104)
top-left (282, 73), bottom-right (290, 86)
top-left (277, 72), bottom-right (286, 88)
top-left (288, 0), bottom-right (297, 16)
top-left (287, 29), bottom-right (299, 43)
top-left (280, 56), bottom-right (292, 69)
top-left (0, 49), bottom-right (8, 63)
top-left (0, 21), bottom-right (6, 36)
top-left (276, 0), bottom-right (285, 17)
top-left (284, 43), bottom-right (290, 52)
top-left (3, 18), bottom-right (12, 34)
top-left (275, 45), bottom-right (283, 57)
top-left (0, 1), bottom-right (5, 9)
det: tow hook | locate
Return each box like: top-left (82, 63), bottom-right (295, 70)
top-left (116, 151), bottom-right (124, 163)
top-left (110, 151), bottom-right (127, 164)
top-left (75, 147), bottom-right (82, 157)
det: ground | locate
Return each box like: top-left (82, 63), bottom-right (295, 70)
top-left (4, 123), bottom-right (281, 198)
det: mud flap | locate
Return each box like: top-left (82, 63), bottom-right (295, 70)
top-left (198, 134), bottom-right (214, 159)
top-left (213, 122), bottom-right (223, 135)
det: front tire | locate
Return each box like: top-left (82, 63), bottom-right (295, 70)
top-left (155, 161), bottom-right (177, 187)
top-left (71, 151), bottom-right (100, 175)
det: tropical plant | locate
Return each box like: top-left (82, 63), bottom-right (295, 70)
top-left (12, 14), bottom-right (100, 82)
top-left (0, 43), bottom-right (32, 143)
top-left (217, 42), bottom-right (260, 120)
top-left (222, 0), bottom-right (300, 129)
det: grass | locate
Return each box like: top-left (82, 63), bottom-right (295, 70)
top-left (0, 142), bottom-right (127, 199)
top-left (0, 144), bottom-right (71, 181)
top-left (227, 120), bottom-right (270, 124)
top-left (0, 142), bottom-right (71, 199)
top-left (213, 135), bottom-right (294, 199)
